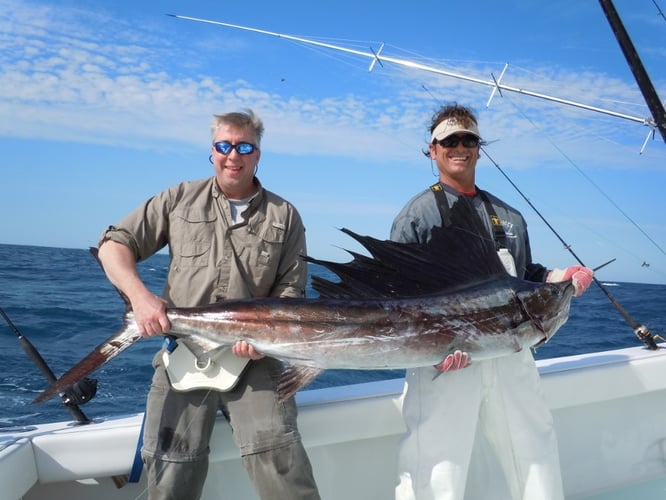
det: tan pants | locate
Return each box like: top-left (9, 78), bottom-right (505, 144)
top-left (141, 353), bottom-right (320, 500)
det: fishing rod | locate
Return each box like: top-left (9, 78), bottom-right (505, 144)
top-left (0, 307), bottom-right (97, 424)
top-left (481, 148), bottom-right (664, 350)
top-left (1, 307), bottom-right (135, 487)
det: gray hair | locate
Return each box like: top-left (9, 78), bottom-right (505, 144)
top-left (210, 109), bottom-right (264, 147)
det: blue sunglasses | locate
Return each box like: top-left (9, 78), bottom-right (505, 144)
top-left (213, 141), bottom-right (257, 155)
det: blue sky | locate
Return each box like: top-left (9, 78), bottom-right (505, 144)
top-left (1, 0), bottom-right (665, 284)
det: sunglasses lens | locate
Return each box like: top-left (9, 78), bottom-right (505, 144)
top-left (462, 135), bottom-right (479, 147)
top-left (215, 141), bottom-right (232, 154)
top-left (438, 134), bottom-right (479, 148)
top-left (440, 136), bottom-right (460, 147)
top-left (236, 143), bottom-right (255, 155)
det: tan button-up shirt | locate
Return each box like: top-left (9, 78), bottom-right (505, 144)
top-left (100, 177), bottom-right (307, 308)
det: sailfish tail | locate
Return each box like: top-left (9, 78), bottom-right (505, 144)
top-left (33, 247), bottom-right (144, 404)
top-left (33, 319), bottom-right (142, 404)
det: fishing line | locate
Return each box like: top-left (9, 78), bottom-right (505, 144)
top-left (481, 146), bottom-right (664, 349)
top-left (652, 0), bottom-right (666, 22)
top-left (501, 94), bottom-right (666, 260)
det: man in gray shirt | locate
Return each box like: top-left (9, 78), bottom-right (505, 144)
top-left (392, 103), bottom-right (592, 500)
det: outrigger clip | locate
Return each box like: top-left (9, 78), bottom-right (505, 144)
top-left (368, 43), bottom-right (385, 72)
top-left (486, 63), bottom-right (508, 108)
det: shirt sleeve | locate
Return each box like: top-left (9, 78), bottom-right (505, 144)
top-left (390, 191), bottom-right (441, 244)
top-left (98, 189), bottom-right (172, 262)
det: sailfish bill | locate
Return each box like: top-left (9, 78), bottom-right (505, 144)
top-left (33, 197), bottom-right (575, 404)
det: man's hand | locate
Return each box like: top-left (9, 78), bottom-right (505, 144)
top-left (547, 266), bottom-right (594, 296)
top-left (434, 350), bottom-right (470, 373)
top-left (132, 292), bottom-right (170, 337)
top-left (97, 240), bottom-right (171, 337)
top-left (232, 340), bottom-right (264, 360)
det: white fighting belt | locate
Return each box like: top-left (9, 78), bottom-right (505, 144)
top-left (163, 339), bottom-right (250, 392)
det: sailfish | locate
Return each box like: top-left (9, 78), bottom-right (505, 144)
top-left (34, 196), bottom-right (575, 403)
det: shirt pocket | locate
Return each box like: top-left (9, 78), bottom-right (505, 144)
top-left (255, 222), bottom-right (286, 260)
top-left (170, 209), bottom-right (216, 268)
top-left (238, 222), bottom-right (287, 296)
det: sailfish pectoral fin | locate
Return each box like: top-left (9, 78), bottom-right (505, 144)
top-left (277, 365), bottom-right (324, 402)
top-left (32, 320), bottom-right (143, 404)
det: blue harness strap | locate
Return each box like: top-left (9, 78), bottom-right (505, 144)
top-left (129, 337), bottom-right (177, 483)
top-left (164, 335), bottom-right (178, 353)
top-left (128, 410), bottom-right (146, 483)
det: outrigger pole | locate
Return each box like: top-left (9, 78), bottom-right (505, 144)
top-left (598, 0), bottom-right (666, 144)
top-left (592, 0), bottom-right (666, 348)
top-left (167, 14), bottom-right (657, 133)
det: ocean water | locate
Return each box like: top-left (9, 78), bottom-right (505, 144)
top-left (1, 243), bottom-right (665, 427)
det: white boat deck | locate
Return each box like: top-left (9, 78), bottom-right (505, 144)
top-left (3, 344), bottom-right (666, 499)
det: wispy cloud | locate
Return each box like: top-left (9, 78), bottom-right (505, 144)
top-left (3, 0), bottom-right (664, 169)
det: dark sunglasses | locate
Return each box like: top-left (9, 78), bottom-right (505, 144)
top-left (213, 141), bottom-right (257, 155)
top-left (435, 134), bottom-right (480, 148)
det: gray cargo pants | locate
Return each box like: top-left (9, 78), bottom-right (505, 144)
top-left (141, 352), bottom-right (320, 500)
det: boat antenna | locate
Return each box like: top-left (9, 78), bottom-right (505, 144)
top-left (481, 148), bottom-right (664, 350)
top-left (0, 307), bottom-right (97, 423)
top-left (598, 0), bottom-right (666, 144)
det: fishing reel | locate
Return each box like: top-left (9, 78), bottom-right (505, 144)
top-left (61, 377), bottom-right (98, 406)
top-left (634, 325), bottom-right (665, 351)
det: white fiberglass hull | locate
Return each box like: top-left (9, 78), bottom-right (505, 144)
top-left (3, 344), bottom-right (666, 500)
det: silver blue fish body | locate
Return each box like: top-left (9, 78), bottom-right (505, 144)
top-left (34, 196), bottom-right (575, 403)
top-left (167, 276), bottom-right (572, 370)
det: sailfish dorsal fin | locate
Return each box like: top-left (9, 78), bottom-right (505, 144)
top-left (306, 196), bottom-right (508, 299)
